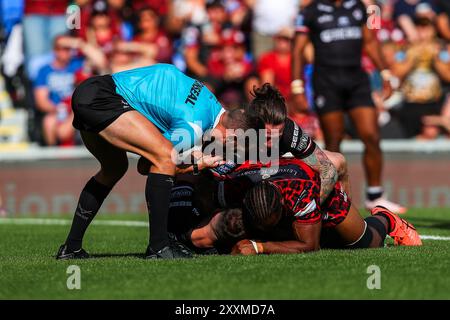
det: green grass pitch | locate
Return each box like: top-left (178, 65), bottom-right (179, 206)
top-left (1, 208), bottom-right (449, 299)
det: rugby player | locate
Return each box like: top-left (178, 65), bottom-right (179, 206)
top-left (292, 0), bottom-right (406, 213)
top-left (57, 63), bottom-right (250, 260)
top-left (139, 83), bottom-right (344, 208)
top-left (167, 158), bottom-right (421, 255)
top-left (243, 83), bottom-right (346, 207)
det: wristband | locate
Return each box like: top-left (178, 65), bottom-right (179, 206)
top-left (249, 240), bottom-right (263, 254)
top-left (249, 240), bottom-right (259, 253)
top-left (291, 79), bottom-right (305, 95)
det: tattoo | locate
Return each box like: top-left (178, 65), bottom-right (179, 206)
top-left (301, 147), bottom-right (338, 205)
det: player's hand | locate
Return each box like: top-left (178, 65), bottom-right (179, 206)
top-left (231, 240), bottom-right (261, 256)
top-left (197, 155), bottom-right (225, 170)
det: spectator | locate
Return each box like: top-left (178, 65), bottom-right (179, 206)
top-left (247, 0), bottom-right (300, 59)
top-left (33, 35), bottom-right (106, 146)
top-left (391, 16), bottom-right (450, 139)
top-left (393, 0), bottom-right (437, 43)
top-left (166, 0), bottom-right (209, 35)
top-left (224, 0), bottom-right (251, 30)
top-left (86, 10), bottom-right (121, 57)
top-left (132, 0), bottom-right (169, 16)
top-left (107, 0), bottom-right (134, 41)
top-left (183, 0), bottom-right (230, 79)
top-left (133, 7), bottom-right (173, 63)
top-left (423, 99), bottom-right (450, 136)
top-left (23, 0), bottom-right (69, 74)
top-left (258, 27), bottom-right (294, 100)
top-left (435, 0), bottom-right (450, 41)
top-left (206, 29), bottom-right (257, 106)
top-left (257, 27), bottom-right (322, 140)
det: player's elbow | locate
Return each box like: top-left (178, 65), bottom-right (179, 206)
top-left (303, 241), bottom-right (320, 253)
top-left (327, 161), bottom-right (338, 185)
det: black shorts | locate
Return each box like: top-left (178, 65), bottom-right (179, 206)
top-left (312, 65), bottom-right (375, 115)
top-left (72, 75), bottom-right (133, 133)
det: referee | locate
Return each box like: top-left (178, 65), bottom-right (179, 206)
top-left (291, 0), bottom-right (405, 213)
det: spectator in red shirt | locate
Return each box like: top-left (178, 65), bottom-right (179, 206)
top-left (258, 27), bottom-right (294, 100)
top-left (132, 0), bottom-right (169, 16)
top-left (85, 10), bottom-right (121, 58)
top-left (133, 7), bottom-right (173, 63)
top-left (23, 0), bottom-right (69, 74)
top-left (207, 29), bottom-right (258, 106)
top-left (258, 27), bottom-right (322, 140)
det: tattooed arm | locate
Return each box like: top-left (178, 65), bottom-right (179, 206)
top-left (281, 119), bottom-right (338, 204)
top-left (301, 146), bottom-right (338, 204)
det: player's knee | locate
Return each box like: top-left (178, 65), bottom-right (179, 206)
top-left (360, 132), bottom-right (380, 150)
top-left (345, 223), bottom-right (374, 249)
top-left (149, 145), bottom-right (176, 174)
top-left (100, 158), bottom-right (129, 183)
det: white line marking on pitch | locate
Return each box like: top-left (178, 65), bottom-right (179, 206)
top-left (1, 218), bottom-right (450, 241)
top-left (0, 218), bottom-right (147, 227)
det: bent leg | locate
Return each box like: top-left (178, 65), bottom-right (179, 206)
top-left (334, 204), bottom-right (388, 249)
top-left (65, 131), bottom-right (129, 251)
top-left (98, 111), bottom-right (177, 251)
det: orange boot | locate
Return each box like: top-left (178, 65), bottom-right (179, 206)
top-left (371, 206), bottom-right (422, 246)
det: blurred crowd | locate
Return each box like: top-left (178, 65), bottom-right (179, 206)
top-left (0, 0), bottom-right (449, 146)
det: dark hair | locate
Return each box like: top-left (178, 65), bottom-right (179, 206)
top-left (138, 6), bottom-right (158, 20)
top-left (53, 33), bottom-right (70, 47)
top-left (245, 83), bottom-right (287, 128)
top-left (212, 208), bottom-right (246, 247)
top-left (242, 181), bottom-right (283, 232)
top-left (223, 108), bottom-right (253, 131)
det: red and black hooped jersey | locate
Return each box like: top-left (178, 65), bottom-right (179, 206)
top-left (217, 158), bottom-right (322, 225)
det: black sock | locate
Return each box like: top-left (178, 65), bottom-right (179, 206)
top-left (365, 216), bottom-right (388, 247)
top-left (146, 173), bottom-right (174, 251)
top-left (367, 186), bottom-right (383, 201)
top-left (65, 177), bottom-right (112, 251)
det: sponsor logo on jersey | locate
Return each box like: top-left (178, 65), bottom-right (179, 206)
top-left (185, 80), bottom-right (204, 106)
top-left (318, 14), bottom-right (334, 24)
top-left (343, 0), bottom-right (357, 9)
top-left (320, 26), bottom-right (362, 43)
top-left (211, 160), bottom-right (237, 176)
top-left (290, 122), bottom-right (300, 149)
top-left (353, 9), bottom-right (363, 21)
top-left (297, 135), bottom-right (310, 152)
top-left (317, 3), bottom-right (334, 13)
top-left (338, 16), bottom-right (351, 27)
top-left (316, 95), bottom-right (326, 108)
